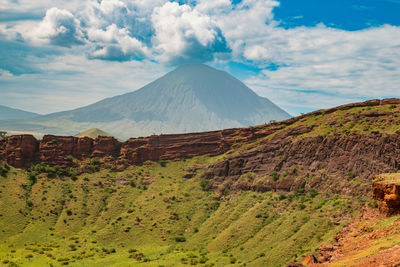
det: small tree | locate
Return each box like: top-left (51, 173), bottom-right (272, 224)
top-left (0, 131), bottom-right (7, 138)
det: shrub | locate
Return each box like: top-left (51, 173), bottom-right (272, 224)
top-left (294, 188), bottom-right (305, 196)
top-left (90, 157), bottom-right (100, 165)
top-left (309, 188), bottom-right (318, 198)
top-left (347, 171), bottom-right (356, 180)
top-left (271, 171), bottom-right (279, 181)
top-left (66, 155), bottom-right (75, 162)
top-left (0, 166), bottom-right (8, 177)
top-left (279, 194), bottom-right (287, 200)
top-left (70, 174), bottom-right (78, 181)
top-left (200, 179), bottom-right (210, 191)
top-left (27, 172), bottom-right (37, 186)
top-left (129, 181), bottom-right (136, 187)
top-left (158, 160), bottom-right (166, 167)
top-left (175, 236), bottom-right (186, 242)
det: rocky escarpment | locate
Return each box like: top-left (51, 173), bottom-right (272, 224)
top-left (204, 128), bottom-right (400, 196)
top-left (0, 126), bottom-right (273, 168)
top-left (0, 98), bottom-right (400, 175)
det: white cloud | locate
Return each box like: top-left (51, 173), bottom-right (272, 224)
top-left (151, 1), bottom-right (229, 64)
top-left (1, 0), bottom-right (399, 114)
top-left (242, 24), bottom-right (400, 111)
top-left (195, 0), bottom-right (231, 12)
top-left (31, 7), bottom-right (84, 47)
top-left (88, 24), bottom-right (149, 60)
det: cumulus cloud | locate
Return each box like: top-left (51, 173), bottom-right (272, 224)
top-left (88, 24), bottom-right (149, 61)
top-left (1, 0), bottom-right (400, 114)
top-left (151, 2), bottom-right (230, 65)
top-left (243, 25), bottom-right (400, 114)
top-left (33, 7), bottom-right (84, 47)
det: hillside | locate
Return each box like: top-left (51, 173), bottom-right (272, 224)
top-left (0, 64), bottom-right (290, 139)
top-left (0, 99), bottom-right (399, 266)
top-left (75, 128), bottom-right (113, 139)
top-left (0, 105), bottom-right (39, 120)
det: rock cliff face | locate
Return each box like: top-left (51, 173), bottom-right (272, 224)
top-left (0, 128), bottom-right (262, 167)
top-left (5, 135), bottom-right (38, 168)
top-left (0, 99), bottom-right (399, 176)
top-left (204, 129), bottom-right (400, 195)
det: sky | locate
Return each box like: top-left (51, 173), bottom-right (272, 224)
top-left (0, 0), bottom-right (399, 116)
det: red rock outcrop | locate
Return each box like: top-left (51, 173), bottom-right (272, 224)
top-left (38, 135), bottom-right (93, 167)
top-left (301, 254), bottom-right (317, 265)
top-left (92, 136), bottom-right (121, 158)
top-left (5, 135), bottom-right (38, 168)
top-left (372, 175), bottom-right (400, 216)
top-left (0, 98), bottom-right (399, 171)
top-left (204, 129), bottom-right (400, 196)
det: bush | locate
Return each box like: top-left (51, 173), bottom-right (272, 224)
top-left (294, 188), bottom-right (305, 196)
top-left (66, 155), bottom-right (75, 162)
top-left (175, 236), bottom-right (186, 242)
top-left (200, 179), bottom-right (210, 191)
top-left (27, 172), bottom-right (37, 186)
top-left (129, 181), bottom-right (136, 187)
top-left (90, 157), bottom-right (100, 165)
top-left (347, 171), bottom-right (356, 179)
top-left (70, 174), bottom-right (78, 181)
top-left (298, 203), bottom-right (306, 210)
top-left (271, 171), bottom-right (279, 181)
top-left (309, 188), bottom-right (318, 198)
top-left (158, 160), bottom-right (166, 167)
top-left (0, 166), bottom-right (8, 177)
top-left (279, 194), bottom-right (287, 200)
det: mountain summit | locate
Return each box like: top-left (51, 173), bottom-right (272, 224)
top-left (0, 64), bottom-right (290, 139)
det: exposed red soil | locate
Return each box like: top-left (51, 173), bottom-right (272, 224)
top-left (305, 208), bottom-right (400, 267)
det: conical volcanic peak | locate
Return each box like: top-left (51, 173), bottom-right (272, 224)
top-left (0, 64), bottom-right (290, 139)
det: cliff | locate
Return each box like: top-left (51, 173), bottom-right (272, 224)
top-left (0, 127), bottom-right (268, 168)
top-left (0, 98), bottom-right (400, 173)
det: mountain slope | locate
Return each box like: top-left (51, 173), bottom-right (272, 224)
top-left (0, 105), bottom-right (39, 120)
top-left (0, 64), bottom-right (290, 139)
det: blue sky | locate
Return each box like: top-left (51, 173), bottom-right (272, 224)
top-left (0, 0), bottom-right (399, 116)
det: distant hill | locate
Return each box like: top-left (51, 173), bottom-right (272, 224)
top-left (0, 64), bottom-right (291, 139)
top-left (0, 105), bottom-right (39, 120)
top-left (75, 128), bottom-right (113, 139)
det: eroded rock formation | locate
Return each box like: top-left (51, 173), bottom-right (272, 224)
top-left (0, 98), bottom-right (399, 174)
top-left (372, 175), bottom-right (400, 216)
top-left (5, 135), bottom-right (38, 168)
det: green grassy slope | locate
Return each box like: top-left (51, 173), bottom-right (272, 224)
top-left (1, 102), bottom-right (399, 266)
top-left (0, 157), bottom-right (361, 267)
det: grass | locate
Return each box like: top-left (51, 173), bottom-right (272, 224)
top-left (0, 157), bottom-right (361, 266)
top-left (373, 173), bottom-right (400, 184)
top-left (1, 103), bottom-right (398, 266)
